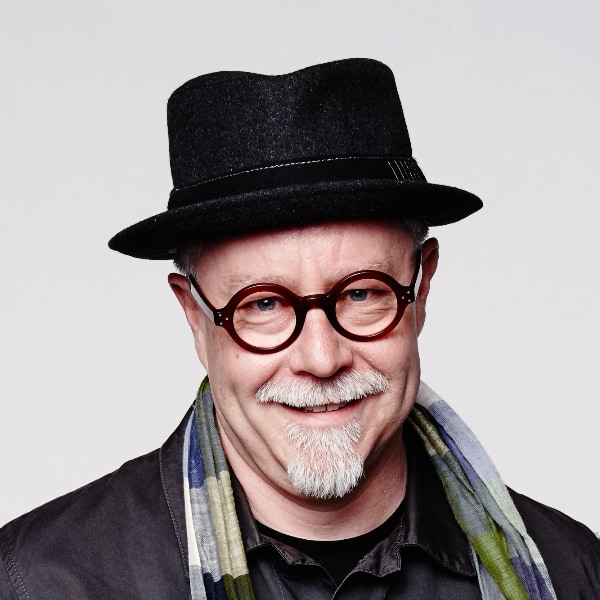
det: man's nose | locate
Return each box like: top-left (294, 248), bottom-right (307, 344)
top-left (287, 308), bottom-right (353, 377)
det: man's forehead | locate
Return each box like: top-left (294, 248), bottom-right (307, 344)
top-left (196, 220), bottom-right (417, 289)
top-left (199, 220), bottom-right (414, 257)
top-left (200, 219), bottom-right (415, 250)
top-left (219, 256), bottom-right (400, 288)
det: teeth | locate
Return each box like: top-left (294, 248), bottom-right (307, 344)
top-left (302, 401), bottom-right (349, 413)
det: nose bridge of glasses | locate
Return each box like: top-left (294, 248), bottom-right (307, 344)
top-left (289, 292), bottom-right (344, 348)
top-left (297, 291), bottom-right (338, 319)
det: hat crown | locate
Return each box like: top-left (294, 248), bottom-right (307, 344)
top-left (167, 58), bottom-right (413, 190)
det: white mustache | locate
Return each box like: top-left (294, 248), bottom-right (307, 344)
top-left (255, 369), bottom-right (389, 408)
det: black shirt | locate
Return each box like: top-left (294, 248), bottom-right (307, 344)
top-left (258, 502), bottom-right (405, 585)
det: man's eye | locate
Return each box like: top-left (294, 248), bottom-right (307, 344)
top-left (347, 289), bottom-right (369, 302)
top-left (254, 297), bottom-right (279, 311)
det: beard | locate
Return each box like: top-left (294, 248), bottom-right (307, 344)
top-left (285, 417), bottom-right (363, 499)
top-left (256, 369), bottom-right (390, 499)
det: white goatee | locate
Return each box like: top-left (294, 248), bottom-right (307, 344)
top-left (285, 417), bottom-right (363, 499)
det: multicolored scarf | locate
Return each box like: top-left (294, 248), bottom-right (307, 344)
top-left (183, 378), bottom-right (557, 600)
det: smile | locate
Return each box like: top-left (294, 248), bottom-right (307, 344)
top-left (301, 401), bottom-right (350, 413)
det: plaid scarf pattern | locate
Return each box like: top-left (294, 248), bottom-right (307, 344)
top-left (409, 382), bottom-right (557, 600)
top-left (183, 378), bottom-right (254, 600)
top-left (184, 378), bottom-right (557, 600)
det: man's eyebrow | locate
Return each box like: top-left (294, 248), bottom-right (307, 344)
top-left (216, 272), bottom-right (285, 295)
top-left (221, 272), bottom-right (276, 288)
top-left (359, 259), bottom-right (391, 272)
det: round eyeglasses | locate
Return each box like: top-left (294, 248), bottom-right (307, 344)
top-left (188, 251), bottom-right (421, 354)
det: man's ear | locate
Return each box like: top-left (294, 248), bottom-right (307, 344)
top-left (168, 273), bottom-right (202, 332)
top-left (415, 238), bottom-right (439, 335)
top-left (168, 273), bottom-right (209, 365)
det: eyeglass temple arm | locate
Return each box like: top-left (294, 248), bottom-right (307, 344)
top-left (412, 248), bottom-right (422, 300)
top-left (188, 276), bottom-right (218, 323)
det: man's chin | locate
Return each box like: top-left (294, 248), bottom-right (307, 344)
top-left (286, 456), bottom-right (365, 500)
top-left (284, 418), bottom-right (364, 500)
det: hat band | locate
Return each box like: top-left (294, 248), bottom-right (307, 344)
top-left (168, 156), bottom-right (426, 209)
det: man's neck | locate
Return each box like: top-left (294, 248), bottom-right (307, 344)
top-left (222, 431), bottom-right (408, 541)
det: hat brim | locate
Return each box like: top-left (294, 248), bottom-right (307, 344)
top-left (108, 179), bottom-right (482, 260)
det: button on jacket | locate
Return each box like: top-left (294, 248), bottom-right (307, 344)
top-left (1, 409), bottom-right (599, 599)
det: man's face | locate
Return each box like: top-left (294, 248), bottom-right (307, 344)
top-left (170, 221), bottom-right (438, 503)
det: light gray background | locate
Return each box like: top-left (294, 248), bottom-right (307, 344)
top-left (1, 1), bottom-right (598, 532)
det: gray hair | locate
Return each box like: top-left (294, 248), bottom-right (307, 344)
top-left (173, 218), bottom-right (429, 278)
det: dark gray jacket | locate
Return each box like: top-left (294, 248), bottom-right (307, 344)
top-left (2, 409), bottom-right (599, 599)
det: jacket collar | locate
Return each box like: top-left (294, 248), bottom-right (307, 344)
top-left (397, 424), bottom-right (475, 575)
top-left (159, 406), bottom-right (476, 582)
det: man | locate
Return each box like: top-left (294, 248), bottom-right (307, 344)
top-left (1, 59), bottom-right (598, 599)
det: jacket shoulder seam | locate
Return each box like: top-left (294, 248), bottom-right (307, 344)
top-left (159, 445), bottom-right (189, 581)
top-left (0, 536), bottom-right (32, 600)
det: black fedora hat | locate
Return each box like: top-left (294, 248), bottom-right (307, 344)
top-left (109, 58), bottom-right (482, 259)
